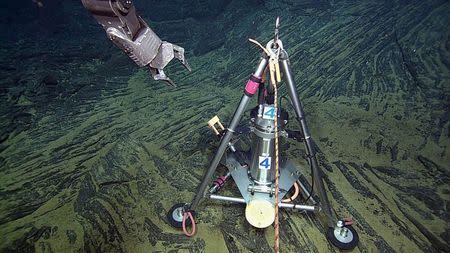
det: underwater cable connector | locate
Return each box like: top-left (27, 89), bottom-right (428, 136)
top-left (209, 172), bottom-right (231, 194)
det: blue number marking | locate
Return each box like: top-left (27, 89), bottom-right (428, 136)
top-left (259, 158), bottom-right (270, 169)
top-left (264, 107), bottom-right (275, 118)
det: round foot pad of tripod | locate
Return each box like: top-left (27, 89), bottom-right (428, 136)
top-left (167, 203), bottom-right (191, 228)
top-left (245, 199), bottom-right (275, 228)
top-left (326, 225), bottom-right (359, 250)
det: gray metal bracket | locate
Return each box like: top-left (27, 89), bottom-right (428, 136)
top-left (224, 152), bottom-right (300, 204)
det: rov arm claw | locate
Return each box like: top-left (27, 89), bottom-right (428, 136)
top-left (81, 0), bottom-right (190, 87)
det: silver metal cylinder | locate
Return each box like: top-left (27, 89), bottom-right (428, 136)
top-left (249, 105), bottom-right (278, 185)
top-left (209, 194), bottom-right (316, 212)
top-left (249, 132), bottom-right (275, 185)
top-left (279, 203), bottom-right (316, 212)
top-left (210, 194), bottom-right (246, 203)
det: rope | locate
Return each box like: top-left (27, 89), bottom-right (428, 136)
top-left (272, 65), bottom-right (280, 253)
top-left (249, 34), bottom-right (282, 252)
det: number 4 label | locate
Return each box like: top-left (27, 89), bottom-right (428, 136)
top-left (259, 156), bottom-right (271, 170)
top-left (262, 106), bottom-right (276, 120)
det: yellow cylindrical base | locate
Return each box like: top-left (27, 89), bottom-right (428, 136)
top-left (245, 199), bottom-right (275, 228)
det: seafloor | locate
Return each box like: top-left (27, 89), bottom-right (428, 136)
top-left (0, 0), bottom-right (449, 252)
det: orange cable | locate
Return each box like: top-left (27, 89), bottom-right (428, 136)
top-left (282, 182), bottom-right (300, 203)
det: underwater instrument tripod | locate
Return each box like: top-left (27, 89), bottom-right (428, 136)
top-left (168, 19), bottom-right (359, 251)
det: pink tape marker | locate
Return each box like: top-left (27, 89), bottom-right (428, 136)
top-left (244, 75), bottom-right (261, 96)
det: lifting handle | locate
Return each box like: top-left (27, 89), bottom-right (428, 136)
top-left (207, 115), bottom-right (225, 136)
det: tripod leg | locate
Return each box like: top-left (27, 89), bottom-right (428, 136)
top-left (188, 57), bottom-right (268, 211)
top-left (279, 54), bottom-right (334, 228)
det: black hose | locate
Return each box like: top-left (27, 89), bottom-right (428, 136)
top-left (281, 94), bottom-right (315, 203)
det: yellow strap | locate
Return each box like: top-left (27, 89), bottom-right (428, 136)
top-left (275, 61), bottom-right (281, 83)
top-left (269, 59), bottom-right (277, 86)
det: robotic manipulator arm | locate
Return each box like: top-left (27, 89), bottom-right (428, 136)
top-left (81, 0), bottom-right (191, 87)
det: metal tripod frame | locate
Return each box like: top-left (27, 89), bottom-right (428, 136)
top-left (187, 49), bottom-right (335, 229)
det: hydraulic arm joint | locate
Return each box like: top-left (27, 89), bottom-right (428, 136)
top-left (81, 0), bottom-right (191, 86)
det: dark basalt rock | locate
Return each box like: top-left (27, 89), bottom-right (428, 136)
top-left (441, 229), bottom-right (450, 247)
top-left (390, 141), bottom-right (399, 162)
top-left (417, 155), bottom-right (450, 184)
top-left (405, 186), bottom-right (446, 219)
top-left (66, 230), bottom-right (77, 244)
top-left (364, 163), bottom-right (403, 177)
top-left (4, 226), bottom-right (52, 253)
top-left (333, 160), bottom-right (376, 199)
top-left (41, 74), bottom-right (58, 87)
top-left (376, 139), bottom-right (383, 154)
top-left (395, 200), bottom-right (450, 253)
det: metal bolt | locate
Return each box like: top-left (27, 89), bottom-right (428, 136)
top-left (340, 227), bottom-right (349, 237)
